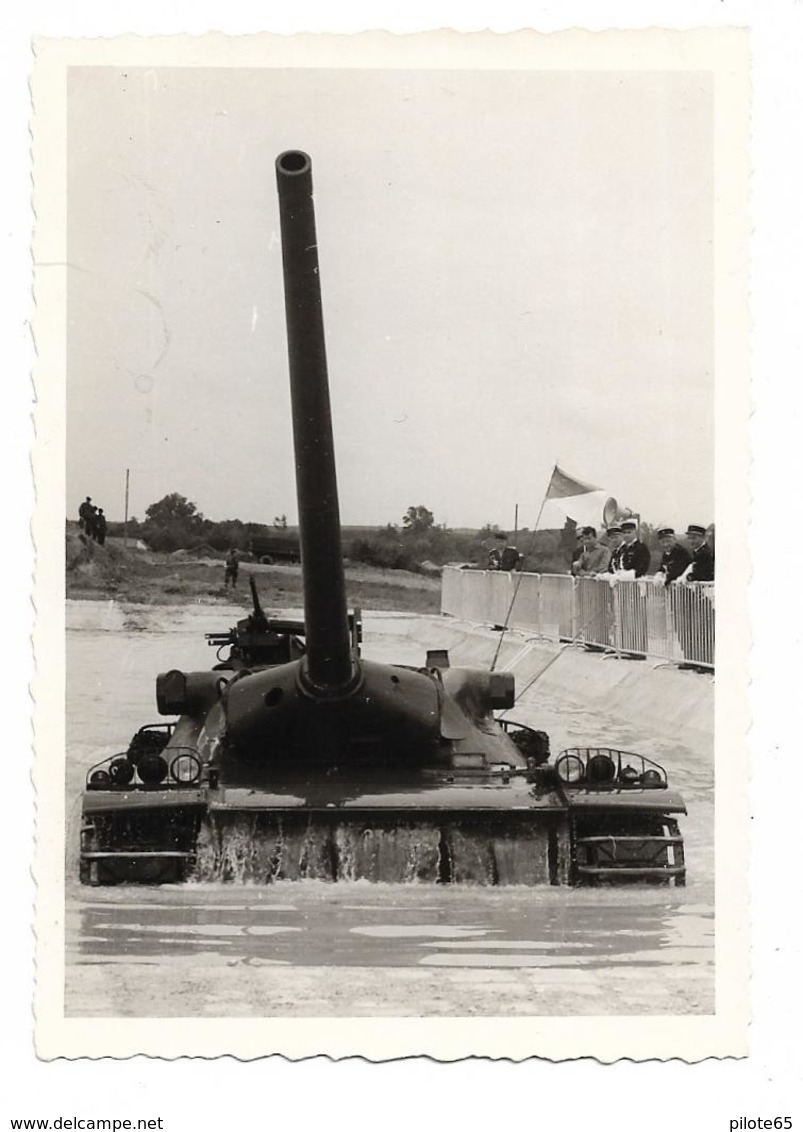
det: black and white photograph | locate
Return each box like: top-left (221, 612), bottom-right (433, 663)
top-left (31, 29), bottom-right (750, 1061)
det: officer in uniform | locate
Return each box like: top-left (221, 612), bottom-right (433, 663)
top-left (606, 525), bottom-right (624, 572)
top-left (672, 524), bottom-right (714, 667)
top-left (498, 544), bottom-right (523, 571)
top-left (682, 523), bottom-right (715, 582)
top-left (618, 520), bottom-right (651, 577)
top-left (612, 520), bottom-right (650, 655)
top-left (655, 527), bottom-right (691, 585)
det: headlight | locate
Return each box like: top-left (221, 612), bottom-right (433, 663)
top-left (169, 752), bottom-right (202, 785)
top-left (108, 756), bottom-right (134, 786)
top-left (555, 753), bottom-right (585, 784)
top-left (586, 753), bottom-right (617, 784)
top-left (641, 768), bottom-right (663, 788)
top-left (88, 769), bottom-right (111, 790)
top-left (619, 764), bottom-right (640, 786)
top-left (137, 752), bottom-right (169, 785)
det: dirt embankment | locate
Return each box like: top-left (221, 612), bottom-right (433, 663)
top-left (65, 532), bottom-right (441, 614)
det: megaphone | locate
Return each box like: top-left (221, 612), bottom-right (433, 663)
top-left (602, 497), bottom-right (634, 526)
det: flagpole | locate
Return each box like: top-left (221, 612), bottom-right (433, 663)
top-left (532, 495), bottom-right (548, 533)
top-left (492, 464), bottom-right (557, 671)
top-left (530, 459), bottom-right (559, 539)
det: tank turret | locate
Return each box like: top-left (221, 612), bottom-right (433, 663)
top-left (190, 150), bottom-right (519, 778)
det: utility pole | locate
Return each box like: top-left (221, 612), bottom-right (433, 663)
top-left (123, 468), bottom-right (130, 548)
top-left (513, 503), bottom-right (519, 542)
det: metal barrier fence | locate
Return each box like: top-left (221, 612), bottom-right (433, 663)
top-left (441, 567), bottom-right (715, 669)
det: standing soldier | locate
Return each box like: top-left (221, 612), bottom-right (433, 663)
top-left (612, 520), bottom-right (650, 656)
top-left (605, 525), bottom-right (625, 572)
top-left (681, 523), bottom-right (715, 582)
top-left (499, 544), bottom-right (523, 571)
top-left (224, 547), bottom-right (240, 589)
top-left (674, 523), bottom-right (715, 668)
top-left (654, 527), bottom-right (691, 585)
top-left (618, 520), bottom-right (651, 577)
top-left (78, 496), bottom-right (93, 533)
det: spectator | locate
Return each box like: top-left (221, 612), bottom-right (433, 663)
top-left (86, 505), bottom-right (99, 541)
top-left (673, 523), bottom-right (715, 669)
top-left (654, 526), bottom-right (691, 586)
top-left (571, 530), bottom-right (584, 568)
top-left (224, 547), bottom-right (240, 588)
top-left (571, 526), bottom-right (611, 576)
top-left (617, 520), bottom-right (651, 578)
top-left (681, 524), bottom-right (714, 583)
top-left (498, 544), bottom-right (523, 571)
top-left (488, 532), bottom-right (506, 570)
top-left (95, 508), bottom-right (107, 546)
top-left (605, 525), bottom-right (625, 572)
top-left (78, 496), bottom-right (93, 533)
top-left (609, 519), bottom-right (650, 656)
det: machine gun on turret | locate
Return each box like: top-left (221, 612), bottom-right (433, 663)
top-left (204, 574), bottom-right (361, 671)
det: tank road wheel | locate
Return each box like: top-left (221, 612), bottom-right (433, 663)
top-left (571, 814), bottom-right (686, 886)
top-left (79, 811), bottom-right (201, 885)
top-left (79, 818), bottom-right (102, 886)
top-left (667, 818), bottom-right (686, 886)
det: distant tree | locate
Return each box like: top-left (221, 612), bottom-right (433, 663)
top-left (402, 505), bottom-right (435, 534)
top-left (141, 493), bottom-right (205, 551)
top-left (145, 493), bottom-right (204, 527)
top-left (273, 514), bottom-right (288, 530)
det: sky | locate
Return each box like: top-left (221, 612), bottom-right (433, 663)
top-left (66, 65), bottom-right (714, 530)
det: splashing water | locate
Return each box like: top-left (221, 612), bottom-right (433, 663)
top-left (192, 814), bottom-right (561, 885)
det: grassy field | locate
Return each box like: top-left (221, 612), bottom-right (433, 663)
top-left (66, 532), bottom-right (442, 614)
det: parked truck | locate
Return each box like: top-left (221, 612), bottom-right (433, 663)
top-left (249, 533), bottom-right (301, 564)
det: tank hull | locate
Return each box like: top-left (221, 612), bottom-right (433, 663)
top-left (80, 776), bottom-right (686, 886)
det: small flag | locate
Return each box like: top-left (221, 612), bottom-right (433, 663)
top-left (545, 465), bottom-right (603, 500)
top-left (537, 464), bottom-right (610, 530)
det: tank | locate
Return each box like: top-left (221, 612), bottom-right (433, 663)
top-left (79, 150), bottom-right (686, 886)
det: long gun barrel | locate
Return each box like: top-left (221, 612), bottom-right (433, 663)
top-left (275, 150), bottom-right (355, 694)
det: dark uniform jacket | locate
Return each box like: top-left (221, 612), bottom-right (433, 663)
top-left (659, 543), bottom-right (692, 584)
top-left (619, 538), bottom-right (651, 578)
top-left (608, 545), bottom-right (624, 572)
top-left (687, 543), bottom-right (714, 582)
